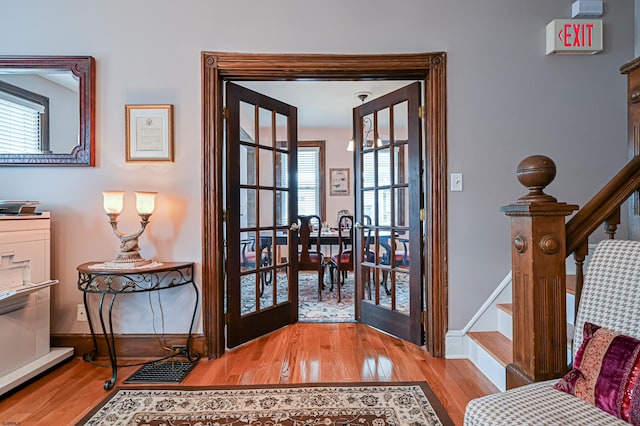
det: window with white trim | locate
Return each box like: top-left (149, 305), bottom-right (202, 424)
top-left (276, 141), bottom-right (326, 221)
top-left (298, 147), bottom-right (320, 215)
top-left (297, 141), bottom-right (326, 219)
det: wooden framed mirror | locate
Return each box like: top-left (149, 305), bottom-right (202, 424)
top-left (0, 56), bottom-right (95, 166)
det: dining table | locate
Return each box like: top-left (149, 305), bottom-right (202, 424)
top-left (248, 229), bottom-right (404, 266)
top-left (243, 228), bottom-right (409, 298)
top-left (247, 230), bottom-right (345, 264)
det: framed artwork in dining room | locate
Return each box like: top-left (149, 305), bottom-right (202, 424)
top-left (330, 168), bottom-right (350, 196)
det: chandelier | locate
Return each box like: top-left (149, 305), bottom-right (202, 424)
top-left (347, 91), bottom-right (379, 151)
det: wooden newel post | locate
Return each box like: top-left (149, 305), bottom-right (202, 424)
top-left (501, 155), bottom-right (578, 389)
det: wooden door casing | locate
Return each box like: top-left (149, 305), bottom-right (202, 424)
top-left (203, 52), bottom-right (447, 358)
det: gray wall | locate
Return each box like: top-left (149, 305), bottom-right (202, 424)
top-left (0, 1), bottom-right (633, 336)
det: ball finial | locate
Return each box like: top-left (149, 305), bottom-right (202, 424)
top-left (516, 155), bottom-right (557, 203)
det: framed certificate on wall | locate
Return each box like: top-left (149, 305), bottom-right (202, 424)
top-left (125, 104), bottom-right (174, 162)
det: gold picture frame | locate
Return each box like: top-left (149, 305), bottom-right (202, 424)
top-left (330, 168), bottom-right (350, 196)
top-left (125, 104), bottom-right (174, 162)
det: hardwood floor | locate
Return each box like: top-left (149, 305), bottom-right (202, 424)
top-left (0, 323), bottom-right (497, 425)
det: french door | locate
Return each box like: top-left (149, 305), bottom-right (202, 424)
top-left (225, 82), bottom-right (298, 348)
top-left (354, 82), bottom-right (424, 346)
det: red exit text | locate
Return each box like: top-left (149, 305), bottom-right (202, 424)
top-left (559, 23), bottom-right (595, 47)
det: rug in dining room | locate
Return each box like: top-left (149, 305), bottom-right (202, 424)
top-left (77, 382), bottom-right (453, 425)
top-left (245, 272), bottom-right (410, 322)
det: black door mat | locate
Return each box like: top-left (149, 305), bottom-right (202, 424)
top-left (124, 361), bottom-right (196, 384)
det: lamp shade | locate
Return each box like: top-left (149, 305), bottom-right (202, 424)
top-left (135, 191), bottom-right (157, 215)
top-left (102, 191), bottom-right (125, 214)
top-left (346, 139), bottom-right (354, 152)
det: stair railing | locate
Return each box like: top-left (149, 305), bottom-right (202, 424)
top-left (566, 155), bottom-right (640, 317)
top-left (501, 154), bottom-right (640, 390)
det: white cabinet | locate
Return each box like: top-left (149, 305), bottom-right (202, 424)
top-left (0, 213), bottom-right (73, 395)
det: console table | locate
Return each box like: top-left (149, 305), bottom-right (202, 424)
top-left (77, 261), bottom-right (198, 390)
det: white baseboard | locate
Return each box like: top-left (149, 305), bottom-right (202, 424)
top-left (445, 330), bottom-right (467, 359)
top-left (0, 347), bottom-right (74, 396)
top-left (464, 272), bottom-right (512, 334)
top-left (445, 271), bottom-right (512, 359)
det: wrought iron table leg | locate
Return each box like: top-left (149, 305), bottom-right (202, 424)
top-left (97, 293), bottom-right (118, 390)
top-left (184, 280), bottom-right (201, 362)
top-left (82, 291), bottom-right (98, 361)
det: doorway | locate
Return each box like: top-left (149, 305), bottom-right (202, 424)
top-left (202, 52), bottom-right (448, 357)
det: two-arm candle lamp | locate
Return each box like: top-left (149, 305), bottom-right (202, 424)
top-left (102, 191), bottom-right (157, 268)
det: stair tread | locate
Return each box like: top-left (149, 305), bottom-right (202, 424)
top-left (496, 303), bottom-right (512, 315)
top-left (492, 309), bottom-right (575, 349)
top-left (468, 331), bottom-right (513, 367)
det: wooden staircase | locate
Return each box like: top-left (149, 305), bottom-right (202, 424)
top-left (467, 276), bottom-right (577, 391)
top-left (468, 150), bottom-right (640, 390)
top-left (476, 61), bottom-right (640, 391)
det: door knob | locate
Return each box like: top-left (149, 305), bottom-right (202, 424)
top-left (354, 222), bottom-right (363, 229)
top-left (289, 222), bottom-right (299, 232)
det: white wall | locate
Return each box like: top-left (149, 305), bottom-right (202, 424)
top-left (1, 0), bottom-right (634, 336)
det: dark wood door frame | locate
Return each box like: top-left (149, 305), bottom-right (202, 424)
top-left (202, 52), bottom-right (448, 357)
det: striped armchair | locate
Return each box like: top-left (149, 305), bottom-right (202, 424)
top-left (465, 239), bottom-right (640, 426)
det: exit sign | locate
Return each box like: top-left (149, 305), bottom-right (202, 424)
top-left (546, 19), bottom-right (603, 55)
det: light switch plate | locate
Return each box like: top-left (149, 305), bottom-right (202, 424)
top-left (451, 173), bottom-right (463, 192)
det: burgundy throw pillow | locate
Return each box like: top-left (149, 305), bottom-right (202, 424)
top-left (554, 322), bottom-right (640, 424)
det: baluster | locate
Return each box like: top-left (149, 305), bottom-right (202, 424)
top-left (603, 208), bottom-right (620, 239)
top-left (572, 240), bottom-right (588, 321)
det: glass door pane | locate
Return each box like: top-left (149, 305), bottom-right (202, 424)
top-left (354, 82), bottom-right (423, 346)
top-left (225, 82), bottom-right (298, 348)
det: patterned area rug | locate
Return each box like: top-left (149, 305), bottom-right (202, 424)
top-left (77, 382), bottom-right (453, 425)
top-left (246, 272), bottom-right (410, 322)
top-left (299, 272), bottom-right (356, 322)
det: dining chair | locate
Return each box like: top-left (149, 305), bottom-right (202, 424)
top-left (329, 215), bottom-right (377, 302)
top-left (336, 209), bottom-right (351, 227)
top-left (362, 215), bottom-right (376, 298)
top-left (380, 237), bottom-right (409, 295)
top-left (240, 236), bottom-right (273, 296)
top-left (297, 215), bottom-right (325, 301)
